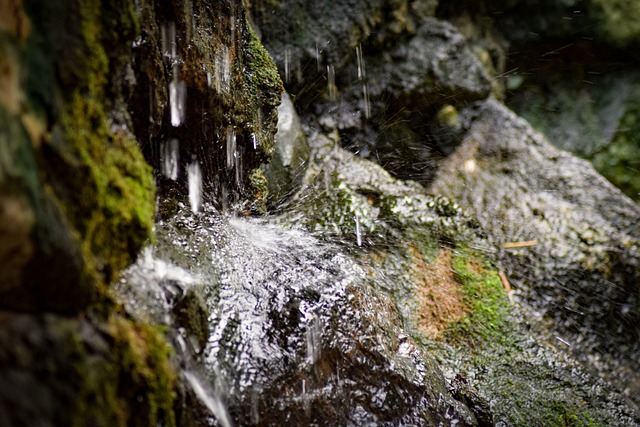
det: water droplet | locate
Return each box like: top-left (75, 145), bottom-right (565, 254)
top-left (252, 133), bottom-right (258, 150)
top-left (161, 139), bottom-right (179, 180)
top-left (188, 160), bottom-right (202, 214)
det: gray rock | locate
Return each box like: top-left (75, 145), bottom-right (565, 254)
top-left (430, 98), bottom-right (640, 399)
top-left (367, 18), bottom-right (491, 107)
top-left (262, 92), bottom-right (310, 207)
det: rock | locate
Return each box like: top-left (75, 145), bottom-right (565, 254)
top-left (0, 312), bottom-right (176, 427)
top-left (119, 206), bottom-right (480, 426)
top-left (276, 114), bottom-right (640, 425)
top-left (430, 98), bottom-right (640, 400)
top-left (367, 17), bottom-right (491, 108)
top-left (262, 92), bottom-right (310, 207)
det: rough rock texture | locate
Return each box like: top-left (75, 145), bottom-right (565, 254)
top-left (275, 116), bottom-right (640, 426)
top-left (0, 0), bottom-right (282, 424)
top-left (262, 92), bottom-right (310, 208)
top-left (116, 205), bottom-right (481, 426)
top-left (131, 0), bottom-right (282, 210)
top-left (430, 98), bottom-right (640, 401)
top-left (0, 312), bottom-right (176, 427)
top-left (437, 1), bottom-right (640, 201)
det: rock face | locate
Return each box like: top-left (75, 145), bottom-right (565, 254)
top-left (0, 0), bottom-right (281, 425)
top-left (430, 98), bottom-right (640, 400)
top-left (3, 0), bottom-right (640, 426)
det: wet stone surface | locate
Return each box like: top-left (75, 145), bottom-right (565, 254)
top-left (118, 203), bottom-right (481, 426)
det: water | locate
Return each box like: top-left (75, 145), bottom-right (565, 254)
top-left (225, 126), bottom-right (236, 170)
top-left (121, 206), bottom-right (477, 425)
top-left (161, 139), bottom-right (179, 180)
top-left (354, 213), bottom-right (362, 247)
top-left (215, 46), bottom-right (231, 94)
top-left (284, 46), bottom-right (291, 83)
top-left (305, 314), bottom-right (321, 365)
top-left (161, 22), bottom-right (177, 62)
top-left (356, 44), bottom-right (370, 119)
top-left (327, 64), bottom-right (336, 100)
top-left (187, 160), bottom-right (202, 214)
top-left (169, 69), bottom-right (187, 127)
top-left (184, 371), bottom-right (233, 427)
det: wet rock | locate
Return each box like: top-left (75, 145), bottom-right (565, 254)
top-left (430, 98), bottom-right (640, 402)
top-left (251, 0), bottom-right (438, 93)
top-left (0, 312), bottom-right (176, 427)
top-left (367, 18), bottom-right (491, 108)
top-left (128, 0), bottom-right (282, 210)
top-left (262, 92), bottom-right (310, 207)
top-left (113, 206), bottom-right (482, 426)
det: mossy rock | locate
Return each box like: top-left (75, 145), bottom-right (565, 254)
top-left (0, 313), bottom-right (177, 427)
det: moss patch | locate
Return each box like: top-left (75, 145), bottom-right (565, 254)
top-left (444, 249), bottom-right (512, 347)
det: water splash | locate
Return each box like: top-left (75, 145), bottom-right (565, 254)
top-left (184, 371), bottom-right (233, 427)
top-left (188, 160), bottom-right (202, 214)
top-left (161, 139), bottom-right (179, 180)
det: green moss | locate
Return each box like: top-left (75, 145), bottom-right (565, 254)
top-left (244, 24), bottom-right (283, 95)
top-left (52, 0), bottom-right (154, 285)
top-left (243, 21), bottom-right (284, 159)
top-left (247, 167), bottom-right (269, 214)
top-left (63, 315), bottom-right (176, 427)
top-left (445, 249), bottom-right (512, 346)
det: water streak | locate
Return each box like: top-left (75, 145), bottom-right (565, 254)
top-left (161, 22), bottom-right (177, 62)
top-left (161, 139), bottom-right (180, 180)
top-left (327, 64), bottom-right (336, 101)
top-left (284, 46), bottom-right (291, 84)
top-left (226, 126), bottom-right (236, 170)
top-left (169, 66), bottom-right (187, 127)
top-left (356, 44), bottom-right (370, 118)
top-left (355, 213), bottom-right (362, 247)
top-left (215, 47), bottom-right (231, 94)
top-left (184, 371), bottom-right (233, 427)
top-left (306, 314), bottom-right (321, 365)
top-left (188, 160), bottom-right (202, 214)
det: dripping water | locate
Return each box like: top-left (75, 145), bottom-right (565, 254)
top-left (161, 139), bottom-right (179, 180)
top-left (355, 213), bottom-right (362, 247)
top-left (188, 160), bottom-right (202, 214)
top-left (169, 66), bottom-right (187, 127)
top-left (184, 371), bottom-right (233, 427)
top-left (327, 64), bottom-right (336, 101)
top-left (226, 126), bottom-right (236, 170)
top-left (356, 44), bottom-right (370, 119)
